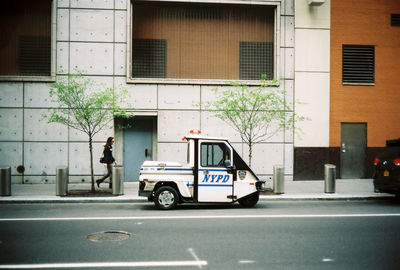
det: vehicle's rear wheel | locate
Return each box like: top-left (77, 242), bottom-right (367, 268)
top-left (154, 186), bottom-right (179, 210)
top-left (238, 192), bottom-right (259, 208)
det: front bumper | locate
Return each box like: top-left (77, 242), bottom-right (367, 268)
top-left (138, 181), bottom-right (153, 198)
top-left (256, 180), bottom-right (267, 192)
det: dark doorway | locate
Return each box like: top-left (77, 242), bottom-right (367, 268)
top-left (340, 123), bottom-right (367, 178)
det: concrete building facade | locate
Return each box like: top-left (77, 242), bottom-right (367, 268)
top-left (0, 0), bottom-right (337, 184)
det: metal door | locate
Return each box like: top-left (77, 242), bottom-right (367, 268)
top-left (197, 140), bottom-right (234, 202)
top-left (340, 123), bottom-right (367, 178)
top-left (123, 118), bottom-right (154, 181)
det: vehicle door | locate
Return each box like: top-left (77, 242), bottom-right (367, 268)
top-left (197, 140), bottom-right (234, 202)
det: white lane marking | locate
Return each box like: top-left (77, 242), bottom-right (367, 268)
top-left (0, 261), bottom-right (208, 269)
top-left (322, 258), bottom-right (335, 262)
top-left (1, 213), bottom-right (400, 222)
top-left (188, 248), bottom-right (203, 269)
top-left (239, 260), bottom-right (255, 264)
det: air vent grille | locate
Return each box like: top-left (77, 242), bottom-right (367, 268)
top-left (391, 14), bottom-right (400, 26)
top-left (342, 45), bottom-right (374, 84)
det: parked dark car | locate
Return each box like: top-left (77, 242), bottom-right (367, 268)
top-left (373, 138), bottom-right (400, 198)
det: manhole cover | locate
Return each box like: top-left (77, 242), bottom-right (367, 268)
top-left (87, 231), bottom-right (131, 242)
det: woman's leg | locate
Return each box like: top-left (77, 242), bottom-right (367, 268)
top-left (97, 164), bottom-right (112, 183)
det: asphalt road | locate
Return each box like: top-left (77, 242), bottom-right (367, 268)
top-left (0, 200), bottom-right (400, 270)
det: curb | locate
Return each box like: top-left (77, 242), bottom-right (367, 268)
top-left (0, 194), bottom-right (394, 204)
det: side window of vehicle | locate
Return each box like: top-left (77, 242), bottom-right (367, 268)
top-left (201, 143), bottom-right (231, 167)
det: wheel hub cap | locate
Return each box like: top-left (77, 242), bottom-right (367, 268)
top-left (158, 190), bottom-right (174, 206)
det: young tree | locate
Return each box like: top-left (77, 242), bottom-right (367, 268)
top-left (202, 77), bottom-right (305, 167)
top-left (43, 72), bottom-right (133, 192)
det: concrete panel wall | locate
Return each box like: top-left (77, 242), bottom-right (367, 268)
top-left (158, 85), bottom-right (200, 110)
top-left (0, 109), bottom-right (23, 141)
top-left (70, 9), bottom-right (114, 42)
top-left (0, 0), bottom-right (297, 182)
top-left (0, 83), bottom-right (23, 107)
top-left (24, 83), bottom-right (57, 108)
top-left (0, 142), bottom-right (23, 180)
top-left (70, 43), bottom-right (114, 75)
top-left (157, 143), bottom-right (188, 165)
top-left (120, 83), bottom-right (158, 110)
top-left (158, 111), bottom-right (201, 142)
top-left (24, 143), bottom-right (68, 175)
top-left (69, 142), bottom-right (105, 174)
top-left (24, 109), bottom-right (68, 141)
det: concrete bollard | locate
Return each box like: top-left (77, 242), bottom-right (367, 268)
top-left (0, 166), bottom-right (11, 196)
top-left (273, 165), bottom-right (284, 194)
top-left (324, 164), bottom-right (336, 193)
top-left (112, 165), bottom-right (124, 195)
top-left (56, 166), bottom-right (68, 196)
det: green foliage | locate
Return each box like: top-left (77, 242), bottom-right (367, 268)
top-left (42, 71), bottom-right (134, 192)
top-left (44, 72), bottom-right (133, 137)
top-left (201, 76), bottom-right (306, 166)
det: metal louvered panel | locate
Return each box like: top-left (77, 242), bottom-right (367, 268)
top-left (132, 39), bottom-right (167, 78)
top-left (391, 14), bottom-right (400, 26)
top-left (342, 45), bottom-right (374, 84)
top-left (239, 42), bottom-right (274, 80)
top-left (18, 36), bottom-right (51, 76)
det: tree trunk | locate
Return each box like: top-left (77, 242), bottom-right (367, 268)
top-left (89, 136), bottom-right (95, 192)
top-left (248, 143), bottom-right (253, 167)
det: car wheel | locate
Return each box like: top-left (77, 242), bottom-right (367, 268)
top-left (238, 192), bottom-right (259, 208)
top-left (154, 186), bottom-right (179, 210)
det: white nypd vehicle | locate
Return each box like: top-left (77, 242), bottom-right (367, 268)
top-left (139, 131), bottom-right (266, 210)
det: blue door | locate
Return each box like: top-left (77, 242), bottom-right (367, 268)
top-left (123, 118), bottom-right (154, 181)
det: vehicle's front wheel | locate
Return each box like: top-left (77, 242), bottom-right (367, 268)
top-left (154, 186), bottom-right (179, 210)
top-left (238, 192), bottom-right (259, 208)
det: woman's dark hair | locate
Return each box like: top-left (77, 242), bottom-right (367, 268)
top-left (104, 137), bottom-right (114, 148)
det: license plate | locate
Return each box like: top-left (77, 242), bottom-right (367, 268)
top-left (384, 170), bottom-right (390, 176)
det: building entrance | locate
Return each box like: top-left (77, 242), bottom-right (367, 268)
top-left (340, 123), bottom-right (367, 178)
top-left (123, 117), bottom-right (156, 181)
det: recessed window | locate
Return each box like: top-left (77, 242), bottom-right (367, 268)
top-left (0, 0), bottom-right (52, 77)
top-left (342, 45), bottom-right (375, 85)
top-left (391, 14), bottom-right (400, 26)
top-left (131, 2), bottom-right (275, 81)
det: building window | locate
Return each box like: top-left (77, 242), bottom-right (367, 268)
top-left (391, 14), bottom-right (400, 26)
top-left (0, 0), bottom-right (52, 77)
top-left (131, 1), bottom-right (275, 81)
top-left (342, 45), bottom-right (375, 85)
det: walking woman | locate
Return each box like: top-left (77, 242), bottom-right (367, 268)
top-left (97, 137), bottom-right (117, 188)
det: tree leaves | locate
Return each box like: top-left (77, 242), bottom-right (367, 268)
top-left (201, 77), bottom-right (306, 166)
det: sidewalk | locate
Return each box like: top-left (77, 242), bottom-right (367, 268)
top-left (0, 179), bottom-right (394, 204)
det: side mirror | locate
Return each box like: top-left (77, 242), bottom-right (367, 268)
top-left (224, 160), bottom-right (232, 168)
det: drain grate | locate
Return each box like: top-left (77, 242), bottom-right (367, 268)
top-left (87, 231), bottom-right (132, 242)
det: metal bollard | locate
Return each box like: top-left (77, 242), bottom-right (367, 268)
top-left (112, 165), bottom-right (124, 195)
top-left (56, 166), bottom-right (68, 196)
top-left (0, 166), bottom-right (11, 196)
top-left (273, 165), bottom-right (284, 194)
top-left (324, 164), bottom-right (336, 193)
